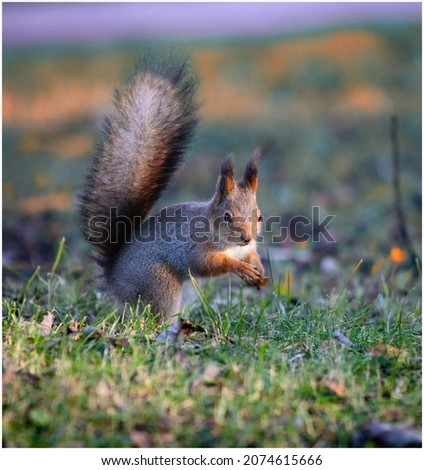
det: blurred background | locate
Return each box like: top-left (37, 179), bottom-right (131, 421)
top-left (3, 2), bottom-right (421, 285)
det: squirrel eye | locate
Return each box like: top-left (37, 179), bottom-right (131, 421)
top-left (224, 211), bottom-right (232, 222)
top-left (258, 214), bottom-right (263, 222)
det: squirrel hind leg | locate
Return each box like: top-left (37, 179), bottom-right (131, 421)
top-left (149, 289), bottom-right (182, 322)
top-left (144, 268), bottom-right (183, 320)
top-left (108, 248), bottom-right (183, 320)
top-left (114, 272), bottom-right (182, 321)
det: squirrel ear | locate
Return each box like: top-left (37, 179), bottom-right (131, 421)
top-left (243, 148), bottom-right (260, 192)
top-left (216, 156), bottom-right (235, 203)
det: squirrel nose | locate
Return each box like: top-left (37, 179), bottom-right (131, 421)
top-left (240, 232), bottom-right (252, 244)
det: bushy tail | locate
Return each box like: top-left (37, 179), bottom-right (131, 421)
top-left (79, 53), bottom-right (198, 271)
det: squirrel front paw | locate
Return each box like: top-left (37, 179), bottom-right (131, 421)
top-left (235, 261), bottom-right (268, 288)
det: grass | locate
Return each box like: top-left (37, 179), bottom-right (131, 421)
top-left (2, 241), bottom-right (421, 447)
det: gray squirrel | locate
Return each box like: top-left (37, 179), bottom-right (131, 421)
top-left (79, 53), bottom-right (267, 320)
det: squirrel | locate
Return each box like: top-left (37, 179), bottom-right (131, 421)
top-left (79, 53), bottom-right (268, 320)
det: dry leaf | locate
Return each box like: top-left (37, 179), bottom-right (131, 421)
top-left (69, 332), bottom-right (81, 341)
top-left (130, 429), bottom-right (152, 448)
top-left (379, 407), bottom-right (404, 422)
top-left (107, 336), bottom-right (130, 348)
top-left (67, 320), bottom-right (83, 340)
top-left (67, 321), bottom-right (82, 333)
top-left (68, 325), bottom-right (106, 342)
top-left (201, 363), bottom-right (221, 383)
top-left (39, 311), bottom-right (55, 336)
top-left (2, 366), bottom-right (14, 386)
top-left (192, 363), bottom-right (222, 389)
top-left (368, 344), bottom-right (408, 358)
top-left (181, 319), bottom-right (206, 337)
top-left (323, 379), bottom-right (347, 397)
top-left (3, 366), bottom-right (40, 386)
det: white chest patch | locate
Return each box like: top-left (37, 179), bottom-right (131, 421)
top-left (224, 242), bottom-right (256, 260)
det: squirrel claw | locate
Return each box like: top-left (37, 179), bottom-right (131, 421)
top-left (255, 276), bottom-right (269, 289)
top-left (237, 262), bottom-right (268, 288)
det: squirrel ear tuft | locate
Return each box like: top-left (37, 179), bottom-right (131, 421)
top-left (243, 148), bottom-right (260, 192)
top-left (216, 156), bottom-right (235, 203)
